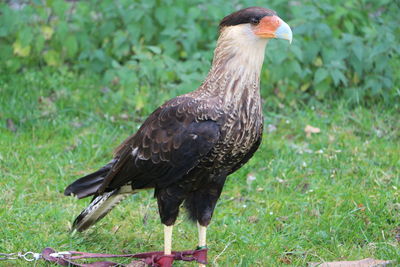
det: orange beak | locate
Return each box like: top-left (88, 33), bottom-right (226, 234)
top-left (254, 15), bottom-right (293, 43)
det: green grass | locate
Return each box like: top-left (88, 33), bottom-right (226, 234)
top-left (0, 71), bottom-right (399, 266)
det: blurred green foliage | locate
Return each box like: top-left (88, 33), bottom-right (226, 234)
top-left (0, 0), bottom-right (399, 107)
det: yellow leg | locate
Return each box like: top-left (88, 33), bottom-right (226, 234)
top-left (197, 222), bottom-right (207, 267)
top-left (164, 225), bottom-right (173, 255)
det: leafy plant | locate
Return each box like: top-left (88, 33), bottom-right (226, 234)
top-left (0, 0), bottom-right (399, 107)
top-left (264, 0), bottom-right (400, 105)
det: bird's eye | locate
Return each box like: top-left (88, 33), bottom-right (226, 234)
top-left (250, 17), bottom-right (260, 25)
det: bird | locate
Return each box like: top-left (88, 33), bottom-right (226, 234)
top-left (64, 6), bottom-right (292, 265)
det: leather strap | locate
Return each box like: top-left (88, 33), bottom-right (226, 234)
top-left (41, 247), bottom-right (208, 267)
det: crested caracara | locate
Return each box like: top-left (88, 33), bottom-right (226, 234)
top-left (64, 6), bottom-right (292, 264)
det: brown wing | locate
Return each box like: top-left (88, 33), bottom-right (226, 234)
top-left (97, 97), bottom-right (222, 193)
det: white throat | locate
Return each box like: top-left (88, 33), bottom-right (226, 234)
top-left (192, 24), bottom-right (269, 106)
top-left (211, 24), bottom-right (268, 79)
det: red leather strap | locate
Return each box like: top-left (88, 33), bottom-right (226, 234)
top-left (154, 255), bottom-right (174, 267)
top-left (41, 247), bottom-right (208, 267)
top-left (42, 247), bottom-right (118, 266)
top-left (193, 248), bottom-right (208, 264)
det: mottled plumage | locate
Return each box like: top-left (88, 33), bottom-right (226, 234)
top-left (64, 6), bottom-right (292, 258)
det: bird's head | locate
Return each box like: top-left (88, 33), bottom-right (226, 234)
top-left (219, 7), bottom-right (292, 44)
top-left (211, 7), bottom-right (292, 75)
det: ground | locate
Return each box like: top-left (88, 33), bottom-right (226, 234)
top-left (0, 71), bottom-right (399, 266)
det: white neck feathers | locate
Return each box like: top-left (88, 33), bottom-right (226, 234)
top-left (195, 24), bottom-right (268, 103)
top-left (212, 24), bottom-right (268, 77)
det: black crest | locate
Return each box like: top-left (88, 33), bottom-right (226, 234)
top-left (219, 7), bottom-right (276, 30)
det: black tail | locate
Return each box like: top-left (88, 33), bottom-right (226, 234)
top-left (64, 160), bottom-right (115, 199)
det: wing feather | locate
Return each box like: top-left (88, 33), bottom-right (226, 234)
top-left (98, 97), bottom-right (221, 193)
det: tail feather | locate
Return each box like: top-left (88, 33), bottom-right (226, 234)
top-left (72, 188), bottom-right (132, 232)
top-left (64, 160), bottom-right (116, 199)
